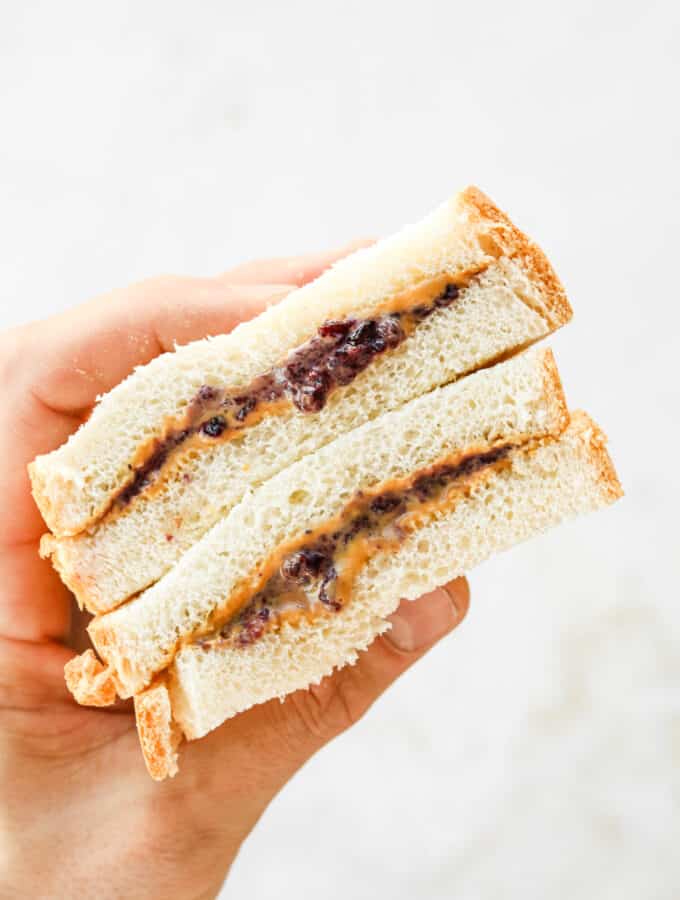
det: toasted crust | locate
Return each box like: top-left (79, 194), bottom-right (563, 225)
top-left (40, 534), bottom-right (107, 613)
top-left (29, 463), bottom-right (89, 540)
top-left (28, 463), bottom-right (53, 533)
top-left (64, 649), bottom-right (117, 706)
top-left (134, 680), bottom-right (182, 781)
top-left (460, 186), bottom-right (572, 328)
top-left (539, 348), bottom-right (570, 436)
top-left (568, 410), bottom-right (623, 502)
top-left (86, 619), bottom-right (121, 674)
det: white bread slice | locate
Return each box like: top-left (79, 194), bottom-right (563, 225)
top-left (134, 678), bottom-right (182, 781)
top-left (42, 257), bottom-right (563, 615)
top-left (31, 186), bottom-right (570, 552)
top-left (138, 411), bottom-right (621, 779)
top-left (79, 346), bottom-right (568, 701)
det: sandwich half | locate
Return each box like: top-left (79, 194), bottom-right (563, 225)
top-left (135, 408), bottom-right (621, 780)
top-left (67, 346), bottom-right (571, 706)
top-left (33, 187), bottom-right (571, 614)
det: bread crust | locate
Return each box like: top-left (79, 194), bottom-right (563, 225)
top-left (63, 649), bottom-right (117, 706)
top-left (134, 680), bottom-right (181, 780)
top-left (40, 533), bottom-right (110, 613)
top-left (460, 186), bottom-right (572, 328)
top-left (540, 348), bottom-right (570, 435)
top-left (28, 464), bottom-right (56, 535)
top-left (567, 410), bottom-right (623, 502)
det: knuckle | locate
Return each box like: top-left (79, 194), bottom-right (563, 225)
top-left (288, 666), bottom-right (368, 743)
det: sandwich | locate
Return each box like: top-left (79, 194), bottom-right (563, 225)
top-left (30, 187), bottom-right (571, 614)
top-left (29, 187), bottom-right (621, 781)
top-left (62, 349), bottom-right (621, 779)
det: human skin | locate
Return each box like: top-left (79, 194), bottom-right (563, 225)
top-left (0, 246), bottom-right (470, 899)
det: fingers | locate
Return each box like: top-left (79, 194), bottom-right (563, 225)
top-left (8, 241), bottom-right (372, 423)
top-left (8, 279), bottom-right (294, 421)
top-left (0, 636), bottom-right (135, 765)
top-left (0, 635), bottom-right (75, 710)
top-left (285, 578), bottom-right (470, 742)
top-left (220, 241), bottom-right (374, 286)
top-left (0, 545), bottom-right (71, 642)
top-left (2, 241), bottom-right (371, 474)
top-left (383, 579), bottom-right (470, 654)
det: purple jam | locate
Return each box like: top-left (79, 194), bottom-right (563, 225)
top-left (113, 282), bottom-right (461, 509)
top-left (214, 443), bottom-right (511, 647)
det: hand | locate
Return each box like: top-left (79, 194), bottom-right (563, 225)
top-left (0, 247), bottom-right (470, 900)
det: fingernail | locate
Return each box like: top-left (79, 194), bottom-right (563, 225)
top-left (385, 587), bottom-right (459, 652)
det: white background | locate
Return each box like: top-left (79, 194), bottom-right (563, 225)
top-left (2, 2), bottom-right (679, 898)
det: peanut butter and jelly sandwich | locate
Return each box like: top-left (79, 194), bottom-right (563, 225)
top-left (30, 188), bottom-right (620, 780)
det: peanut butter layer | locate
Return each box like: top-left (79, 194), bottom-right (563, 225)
top-left (196, 442), bottom-right (514, 651)
top-left (104, 266), bottom-right (488, 519)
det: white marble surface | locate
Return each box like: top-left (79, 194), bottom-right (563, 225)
top-left (1, 2), bottom-right (678, 897)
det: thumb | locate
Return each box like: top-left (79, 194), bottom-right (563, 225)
top-left (177, 579), bottom-right (469, 833)
top-left (280, 578), bottom-right (470, 746)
